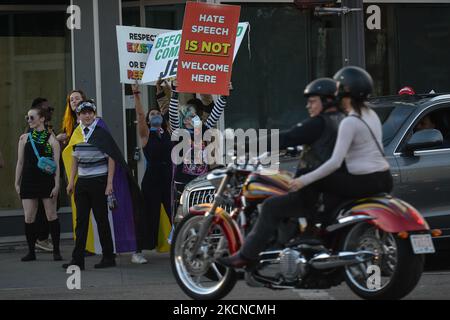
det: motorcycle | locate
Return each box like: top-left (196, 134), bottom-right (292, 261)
top-left (170, 155), bottom-right (439, 300)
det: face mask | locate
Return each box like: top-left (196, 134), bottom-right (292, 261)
top-left (192, 115), bottom-right (201, 127)
top-left (150, 114), bottom-right (163, 127)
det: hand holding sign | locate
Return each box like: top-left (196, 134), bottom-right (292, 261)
top-left (176, 2), bottom-right (241, 96)
top-left (141, 22), bottom-right (248, 85)
top-left (171, 79), bottom-right (178, 92)
top-left (131, 81), bottom-right (140, 95)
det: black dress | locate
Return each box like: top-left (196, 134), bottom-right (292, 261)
top-left (20, 130), bottom-right (55, 199)
top-left (139, 128), bottom-right (173, 250)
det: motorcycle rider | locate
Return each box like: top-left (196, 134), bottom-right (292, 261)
top-left (219, 66), bottom-right (393, 268)
top-left (285, 78), bottom-right (345, 177)
top-left (272, 78), bottom-right (345, 226)
top-left (251, 78), bottom-right (344, 177)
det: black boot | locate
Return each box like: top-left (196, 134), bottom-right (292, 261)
top-left (49, 219), bottom-right (63, 261)
top-left (216, 252), bottom-right (256, 269)
top-left (62, 260), bottom-right (85, 271)
top-left (21, 222), bottom-right (37, 262)
top-left (94, 256), bottom-right (116, 269)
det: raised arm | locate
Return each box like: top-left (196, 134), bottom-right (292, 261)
top-left (169, 82), bottom-right (181, 130)
top-left (204, 82), bottom-right (232, 129)
top-left (204, 96), bottom-right (227, 129)
top-left (132, 83), bottom-right (150, 147)
top-left (156, 79), bottom-right (171, 115)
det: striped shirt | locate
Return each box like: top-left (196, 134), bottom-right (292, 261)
top-left (169, 92), bottom-right (227, 138)
top-left (73, 142), bottom-right (109, 178)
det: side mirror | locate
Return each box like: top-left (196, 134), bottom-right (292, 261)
top-left (406, 129), bottom-right (443, 151)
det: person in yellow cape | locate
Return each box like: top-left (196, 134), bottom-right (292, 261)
top-left (62, 101), bottom-right (153, 257)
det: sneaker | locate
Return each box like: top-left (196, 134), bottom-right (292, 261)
top-left (36, 239), bottom-right (53, 252)
top-left (131, 253), bottom-right (148, 264)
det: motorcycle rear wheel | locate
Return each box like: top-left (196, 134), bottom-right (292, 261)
top-left (342, 222), bottom-right (424, 300)
top-left (170, 214), bottom-right (238, 300)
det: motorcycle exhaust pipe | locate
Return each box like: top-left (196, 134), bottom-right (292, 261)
top-left (309, 251), bottom-right (375, 270)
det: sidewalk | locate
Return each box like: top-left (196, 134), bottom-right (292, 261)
top-left (0, 240), bottom-right (302, 300)
top-left (0, 240), bottom-right (181, 299)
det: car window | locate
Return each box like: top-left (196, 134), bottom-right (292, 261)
top-left (373, 104), bottom-right (415, 147)
top-left (409, 106), bottom-right (450, 149)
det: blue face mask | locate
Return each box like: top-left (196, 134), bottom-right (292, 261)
top-left (149, 114), bottom-right (163, 127)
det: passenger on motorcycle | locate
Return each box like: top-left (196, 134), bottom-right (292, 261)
top-left (218, 66), bottom-right (393, 268)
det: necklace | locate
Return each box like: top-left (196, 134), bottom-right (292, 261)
top-left (31, 129), bottom-right (52, 155)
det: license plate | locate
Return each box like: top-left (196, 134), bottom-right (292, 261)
top-left (410, 234), bottom-right (435, 254)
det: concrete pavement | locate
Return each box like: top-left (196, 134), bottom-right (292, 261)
top-left (1, 240), bottom-right (450, 300)
top-left (0, 240), bottom-right (302, 300)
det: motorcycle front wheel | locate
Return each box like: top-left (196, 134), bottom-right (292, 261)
top-left (342, 222), bottom-right (424, 300)
top-left (170, 214), bottom-right (238, 300)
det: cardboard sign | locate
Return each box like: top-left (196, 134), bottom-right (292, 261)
top-left (176, 2), bottom-right (241, 95)
top-left (141, 30), bottom-right (182, 85)
top-left (141, 22), bottom-right (248, 85)
top-left (116, 26), bottom-right (172, 84)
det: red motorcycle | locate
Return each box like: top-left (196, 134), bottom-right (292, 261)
top-left (170, 157), bottom-right (439, 300)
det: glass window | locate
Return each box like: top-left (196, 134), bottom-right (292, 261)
top-left (364, 4), bottom-right (392, 96)
top-left (396, 4), bottom-right (450, 94)
top-left (0, 10), bottom-right (71, 210)
top-left (224, 3), bottom-right (310, 131)
top-left (403, 106), bottom-right (450, 150)
top-left (365, 4), bottom-right (450, 96)
top-left (372, 102), bottom-right (415, 146)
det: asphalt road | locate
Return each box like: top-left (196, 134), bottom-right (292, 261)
top-left (1, 241), bottom-right (450, 300)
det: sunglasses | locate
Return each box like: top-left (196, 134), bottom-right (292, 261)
top-left (25, 115), bottom-right (36, 122)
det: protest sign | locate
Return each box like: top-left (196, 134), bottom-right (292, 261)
top-left (141, 22), bottom-right (248, 85)
top-left (176, 2), bottom-right (241, 95)
top-left (116, 25), bottom-right (171, 84)
top-left (141, 30), bottom-right (182, 84)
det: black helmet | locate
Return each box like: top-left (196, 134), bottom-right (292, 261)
top-left (304, 78), bottom-right (338, 110)
top-left (333, 66), bottom-right (373, 100)
top-left (304, 78), bottom-right (337, 98)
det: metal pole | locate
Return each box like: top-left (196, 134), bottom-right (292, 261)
top-left (341, 0), bottom-right (365, 68)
